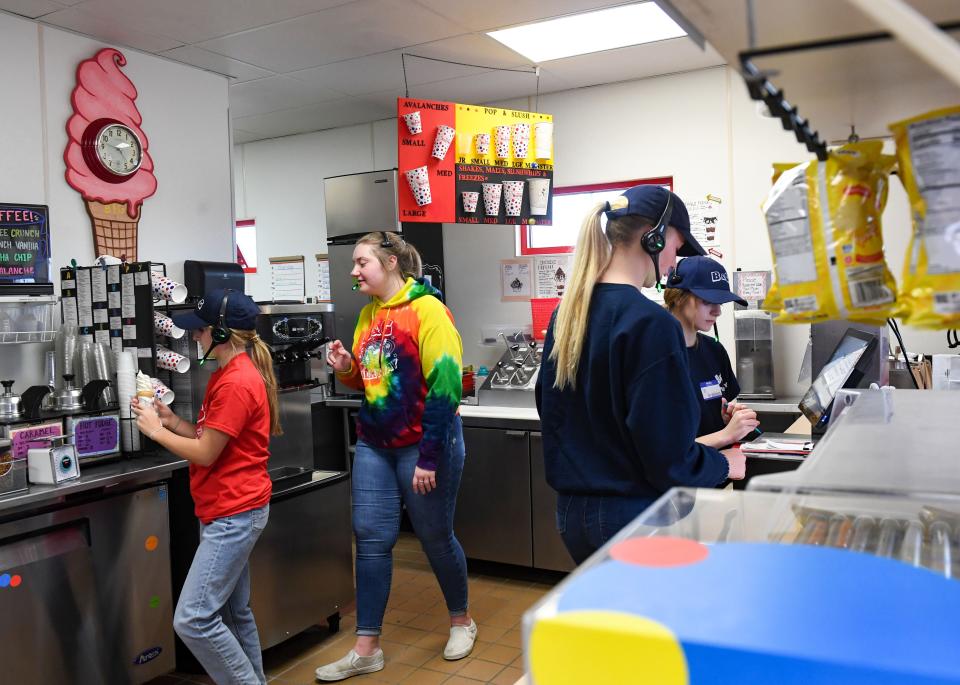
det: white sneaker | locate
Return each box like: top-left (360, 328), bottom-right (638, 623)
top-left (315, 649), bottom-right (385, 681)
top-left (443, 619), bottom-right (478, 660)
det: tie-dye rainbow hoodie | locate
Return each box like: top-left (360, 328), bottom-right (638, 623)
top-left (337, 277), bottom-right (462, 471)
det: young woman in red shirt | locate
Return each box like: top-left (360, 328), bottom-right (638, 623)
top-left (132, 289), bottom-right (280, 685)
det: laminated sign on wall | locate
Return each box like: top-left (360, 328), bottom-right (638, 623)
top-left (398, 98), bottom-right (554, 225)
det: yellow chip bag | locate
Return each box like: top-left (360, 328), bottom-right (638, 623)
top-left (763, 141), bottom-right (898, 325)
top-left (889, 106), bottom-right (960, 330)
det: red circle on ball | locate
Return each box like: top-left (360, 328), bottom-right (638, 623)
top-left (609, 536), bottom-right (709, 567)
top-left (10, 575), bottom-right (22, 587)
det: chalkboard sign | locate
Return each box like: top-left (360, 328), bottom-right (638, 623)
top-left (0, 203), bottom-right (51, 284)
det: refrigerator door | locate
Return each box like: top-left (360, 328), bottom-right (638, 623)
top-left (328, 242), bottom-right (368, 395)
top-left (323, 169), bottom-right (399, 238)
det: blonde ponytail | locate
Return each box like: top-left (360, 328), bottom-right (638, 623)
top-left (549, 201), bottom-right (612, 390)
top-left (549, 196), bottom-right (653, 390)
top-left (231, 329), bottom-right (283, 435)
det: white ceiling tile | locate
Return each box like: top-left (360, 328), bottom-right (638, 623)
top-left (413, 0), bottom-right (624, 32)
top-left (40, 6), bottom-right (184, 52)
top-left (161, 45), bottom-right (275, 82)
top-left (233, 96), bottom-right (394, 138)
top-left (233, 128), bottom-right (260, 144)
top-left (229, 75), bottom-right (347, 118)
top-left (543, 38), bottom-right (725, 89)
top-left (0, 0), bottom-right (67, 18)
top-left (407, 67), bottom-right (565, 107)
top-left (68, 0), bottom-right (350, 44)
top-left (198, 0), bottom-right (469, 73)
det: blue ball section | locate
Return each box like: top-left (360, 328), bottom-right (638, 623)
top-left (0, 573), bottom-right (10, 588)
top-left (555, 543), bottom-right (960, 684)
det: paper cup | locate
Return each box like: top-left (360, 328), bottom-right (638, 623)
top-left (156, 345), bottom-right (190, 373)
top-left (402, 111), bottom-right (422, 135)
top-left (502, 181), bottom-right (525, 217)
top-left (138, 394), bottom-right (154, 409)
top-left (482, 183), bottom-right (502, 216)
top-left (528, 178), bottom-right (551, 215)
top-left (494, 125), bottom-right (511, 158)
top-left (512, 123), bottom-right (530, 159)
top-left (150, 377), bottom-right (175, 405)
top-left (461, 191), bottom-right (479, 213)
top-left (404, 166), bottom-right (432, 207)
top-left (152, 274), bottom-right (187, 303)
top-left (431, 125), bottom-right (456, 160)
top-left (153, 311), bottom-right (185, 339)
top-left (456, 131), bottom-right (472, 157)
top-left (475, 133), bottom-right (490, 155)
top-left (534, 121), bottom-right (553, 159)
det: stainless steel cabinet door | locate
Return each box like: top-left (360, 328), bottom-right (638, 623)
top-left (454, 427), bottom-right (532, 566)
top-left (529, 432), bottom-right (575, 572)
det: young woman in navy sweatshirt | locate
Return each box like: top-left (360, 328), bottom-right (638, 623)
top-left (535, 185), bottom-right (746, 564)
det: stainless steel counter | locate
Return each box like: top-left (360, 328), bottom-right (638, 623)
top-left (0, 452), bottom-right (186, 517)
top-left (748, 396), bottom-right (803, 414)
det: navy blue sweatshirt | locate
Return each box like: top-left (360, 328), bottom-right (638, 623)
top-left (535, 284), bottom-right (729, 498)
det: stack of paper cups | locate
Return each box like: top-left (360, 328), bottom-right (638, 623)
top-left (502, 181), bottom-right (525, 217)
top-left (482, 183), bottom-right (503, 216)
top-left (157, 345), bottom-right (190, 373)
top-left (402, 111), bottom-right (422, 135)
top-left (494, 126), bottom-right (511, 158)
top-left (116, 349), bottom-right (139, 452)
top-left (405, 166), bottom-right (432, 206)
top-left (431, 125), bottom-right (456, 160)
top-left (150, 377), bottom-right (175, 405)
top-left (154, 311), bottom-right (185, 339)
top-left (152, 274), bottom-right (188, 303)
top-left (512, 123), bottom-right (530, 158)
top-left (534, 121), bottom-right (553, 159)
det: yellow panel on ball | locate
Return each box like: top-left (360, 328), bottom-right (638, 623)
top-left (529, 610), bottom-right (688, 685)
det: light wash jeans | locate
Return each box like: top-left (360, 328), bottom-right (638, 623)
top-left (174, 504), bottom-right (270, 685)
top-left (352, 416), bottom-right (467, 636)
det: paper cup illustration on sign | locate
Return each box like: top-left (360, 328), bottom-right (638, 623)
top-left (494, 126), bottom-right (511, 158)
top-left (528, 178), bottom-right (551, 216)
top-left (153, 311), bottom-right (185, 339)
top-left (405, 166), bottom-right (432, 207)
top-left (461, 192), bottom-right (479, 213)
top-left (512, 123), bottom-right (530, 159)
top-left (156, 345), bottom-right (190, 373)
top-left (475, 133), bottom-right (490, 155)
top-left (482, 183), bottom-right (503, 216)
top-left (503, 181), bottom-right (525, 217)
top-left (152, 274), bottom-right (187, 303)
top-left (432, 125), bottom-right (456, 160)
top-left (402, 111), bottom-right (422, 135)
top-left (534, 121), bottom-right (553, 159)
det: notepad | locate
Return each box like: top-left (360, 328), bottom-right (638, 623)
top-left (742, 438), bottom-right (813, 455)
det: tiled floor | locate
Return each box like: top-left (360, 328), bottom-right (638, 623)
top-left (148, 533), bottom-right (559, 685)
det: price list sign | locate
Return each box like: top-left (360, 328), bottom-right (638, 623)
top-left (397, 98), bottom-right (554, 226)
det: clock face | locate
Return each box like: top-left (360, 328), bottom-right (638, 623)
top-left (95, 123), bottom-right (142, 177)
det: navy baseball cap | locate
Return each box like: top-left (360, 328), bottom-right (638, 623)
top-left (171, 289), bottom-right (260, 331)
top-left (604, 185), bottom-right (705, 257)
top-left (668, 257), bottom-right (747, 306)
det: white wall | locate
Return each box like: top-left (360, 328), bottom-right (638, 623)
top-left (0, 11), bottom-right (233, 284)
top-left (234, 64), bottom-right (957, 392)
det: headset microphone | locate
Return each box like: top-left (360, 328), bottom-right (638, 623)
top-left (199, 291), bottom-right (233, 366)
top-left (641, 190), bottom-right (673, 286)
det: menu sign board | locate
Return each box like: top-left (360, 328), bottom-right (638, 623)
top-left (397, 98), bottom-right (553, 225)
top-left (0, 203), bottom-right (51, 284)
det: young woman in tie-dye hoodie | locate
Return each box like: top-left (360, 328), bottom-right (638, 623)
top-left (316, 232), bottom-right (476, 682)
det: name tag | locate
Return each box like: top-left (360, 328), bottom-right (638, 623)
top-left (700, 380), bottom-right (722, 401)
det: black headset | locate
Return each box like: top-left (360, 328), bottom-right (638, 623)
top-left (380, 231), bottom-right (394, 249)
top-left (211, 290), bottom-right (233, 345)
top-left (639, 190), bottom-right (674, 286)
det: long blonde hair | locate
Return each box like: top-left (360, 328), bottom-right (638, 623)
top-left (231, 329), bottom-right (283, 436)
top-left (549, 197), bottom-right (654, 390)
top-left (357, 231), bottom-right (422, 280)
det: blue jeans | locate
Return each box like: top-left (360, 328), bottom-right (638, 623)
top-left (352, 416), bottom-right (468, 636)
top-left (556, 494), bottom-right (653, 565)
top-left (174, 504), bottom-right (270, 685)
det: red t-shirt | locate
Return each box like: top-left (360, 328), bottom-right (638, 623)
top-left (190, 353), bottom-right (272, 524)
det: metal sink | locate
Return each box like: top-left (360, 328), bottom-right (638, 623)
top-left (267, 465), bottom-right (313, 487)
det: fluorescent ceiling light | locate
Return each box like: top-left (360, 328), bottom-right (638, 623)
top-left (487, 2), bottom-right (686, 63)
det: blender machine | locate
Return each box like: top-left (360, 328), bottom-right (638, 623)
top-left (732, 270), bottom-right (775, 400)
